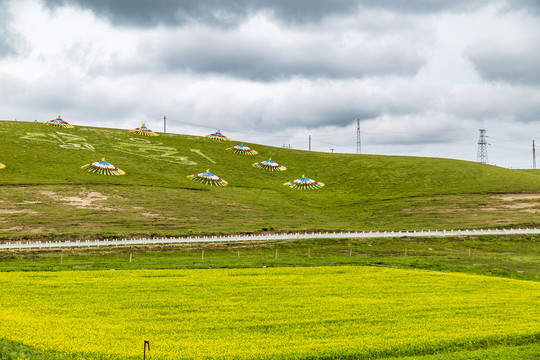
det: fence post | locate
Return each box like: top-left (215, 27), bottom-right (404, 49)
top-left (143, 340), bottom-right (150, 360)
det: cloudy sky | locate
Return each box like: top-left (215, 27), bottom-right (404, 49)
top-left (1, 0), bottom-right (539, 168)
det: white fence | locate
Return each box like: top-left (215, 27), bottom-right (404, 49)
top-left (1, 228), bottom-right (540, 250)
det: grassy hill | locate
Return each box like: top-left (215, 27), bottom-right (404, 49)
top-left (1, 120), bottom-right (540, 240)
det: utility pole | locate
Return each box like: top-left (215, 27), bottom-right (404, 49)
top-left (477, 129), bottom-right (488, 164)
top-left (309, 135), bottom-right (311, 151)
top-left (356, 119), bottom-right (361, 154)
top-left (163, 115), bottom-right (167, 133)
top-left (533, 140), bottom-right (536, 169)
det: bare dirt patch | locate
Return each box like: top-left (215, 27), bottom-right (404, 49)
top-left (39, 190), bottom-right (114, 210)
top-left (141, 212), bottom-right (161, 218)
top-left (0, 209), bottom-right (39, 215)
top-left (492, 194), bottom-right (540, 201)
top-left (479, 207), bottom-right (499, 211)
top-left (0, 226), bottom-right (54, 234)
top-left (436, 208), bottom-right (463, 213)
top-left (501, 203), bottom-right (537, 209)
top-left (2, 226), bottom-right (22, 231)
top-left (490, 193), bottom-right (540, 213)
top-left (28, 227), bottom-right (53, 233)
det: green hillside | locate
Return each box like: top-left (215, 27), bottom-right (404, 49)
top-left (1, 120), bottom-right (540, 240)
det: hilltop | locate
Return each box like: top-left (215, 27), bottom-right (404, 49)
top-left (1, 120), bottom-right (540, 240)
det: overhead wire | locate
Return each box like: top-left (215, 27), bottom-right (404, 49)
top-left (104, 116), bottom-right (540, 166)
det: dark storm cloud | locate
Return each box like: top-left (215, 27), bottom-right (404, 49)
top-left (146, 33), bottom-right (425, 81)
top-left (504, 0), bottom-right (540, 15)
top-left (357, 0), bottom-right (489, 14)
top-left (42, 0), bottom-right (360, 27)
top-left (465, 32), bottom-right (540, 85)
top-left (41, 0), bottom-right (508, 27)
top-left (102, 9), bottom-right (431, 82)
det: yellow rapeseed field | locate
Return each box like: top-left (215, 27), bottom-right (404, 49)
top-left (0, 266), bottom-right (539, 359)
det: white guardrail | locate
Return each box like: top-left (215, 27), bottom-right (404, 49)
top-left (1, 228), bottom-right (540, 250)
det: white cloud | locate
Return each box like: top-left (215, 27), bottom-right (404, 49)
top-left (466, 29), bottom-right (540, 85)
top-left (444, 83), bottom-right (540, 122)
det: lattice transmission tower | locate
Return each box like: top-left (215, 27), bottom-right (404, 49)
top-left (477, 129), bottom-right (488, 164)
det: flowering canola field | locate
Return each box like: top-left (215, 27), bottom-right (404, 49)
top-left (0, 266), bottom-right (539, 359)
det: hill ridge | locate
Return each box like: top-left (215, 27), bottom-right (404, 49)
top-left (1, 120), bottom-right (540, 239)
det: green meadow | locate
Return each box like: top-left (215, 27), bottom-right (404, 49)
top-left (1, 235), bottom-right (539, 281)
top-left (1, 120), bottom-right (540, 240)
top-left (1, 120), bottom-right (540, 360)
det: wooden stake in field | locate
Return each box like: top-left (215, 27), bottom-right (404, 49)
top-left (308, 248), bottom-right (311, 257)
top-left (60, 254), bottom-right (63, 265)
top-left (129, 253), bottom-right (132, 263)
top-left (349, 249), bottom-right (352, 257)
top-left (469, 248), bottom-right (471, 257)
top-left (275, 249), bottom-right (278, 259)
top-left (143, 340), bottom-right (150, 360)
top-left (202, 250), bottom-right (204, 260)
top-left (238, 250), bottom-right (240, 259)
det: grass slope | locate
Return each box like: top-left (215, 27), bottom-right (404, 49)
top-left (1, 120), bottom-right (540, 239)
